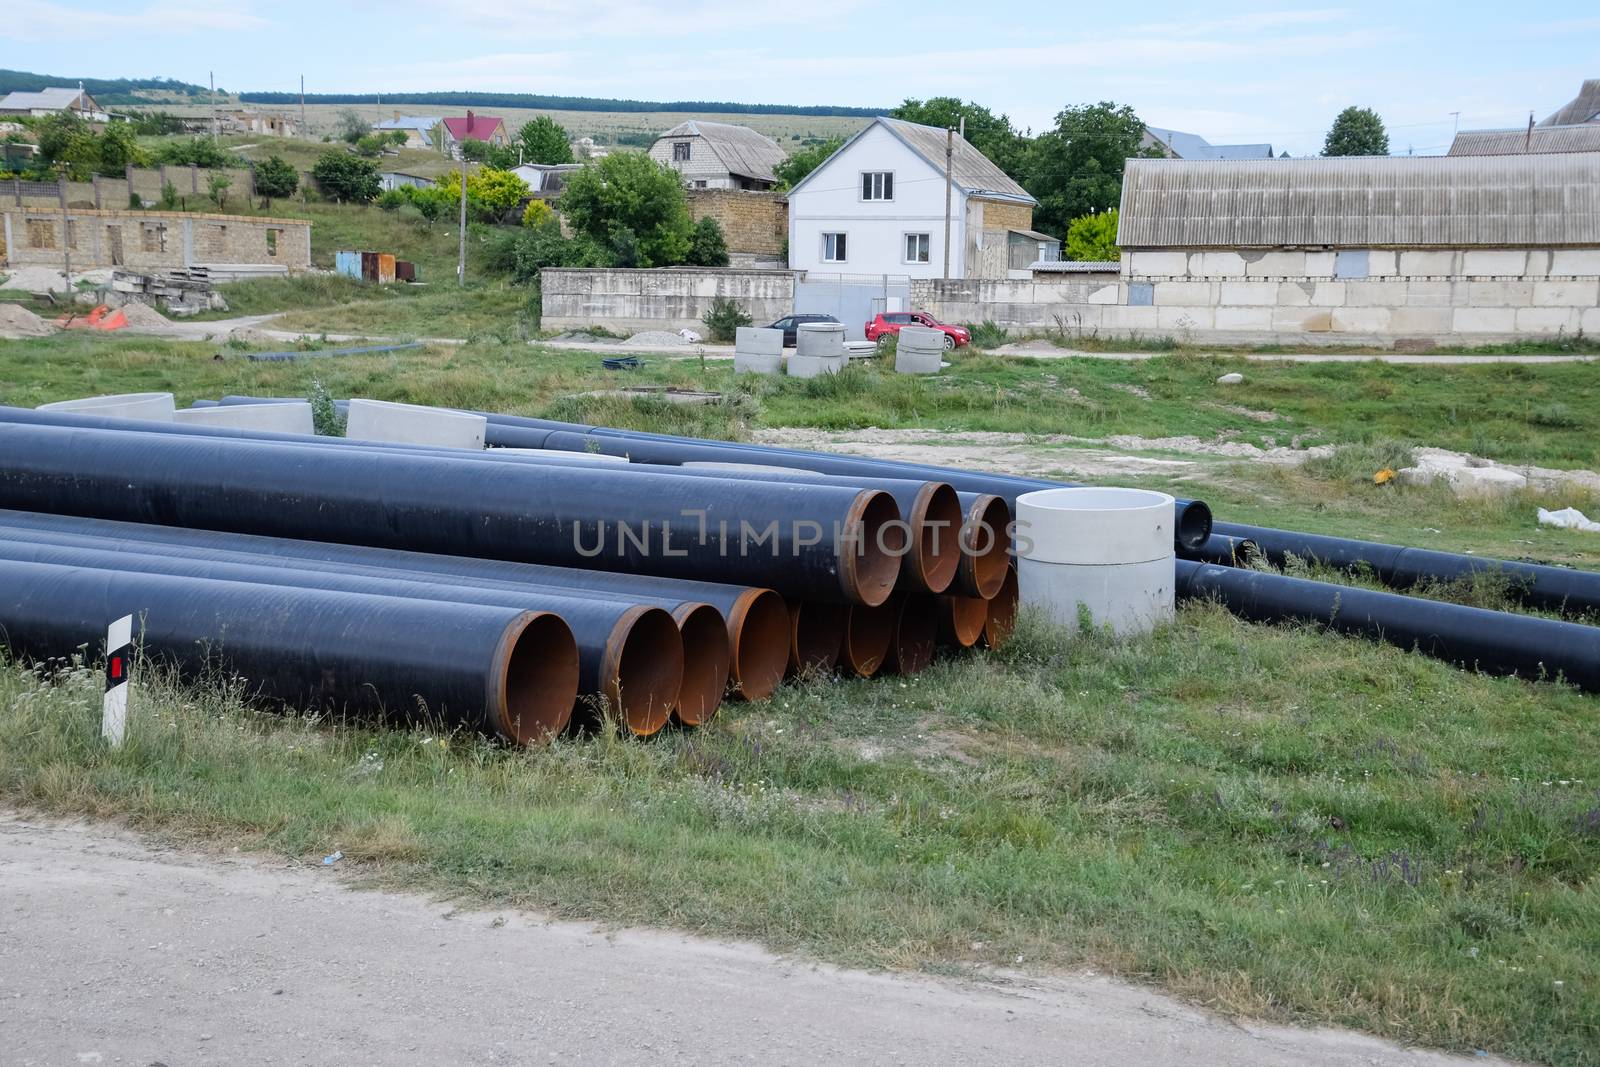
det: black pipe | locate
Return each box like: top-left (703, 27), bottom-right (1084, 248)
top-left (0, 558), bottom-right (580, 744)
top-left (1175, 559), bottom-right (1600, 691)
top-left (0, 510), bottom-right (790, 704)
top-left (1182, 534), bottom-right (1262, 568)
top-left (0, 537), bottom-right (686, 737)
top-left (0, 423), bottom-right (901, 605)
top-left (247, 341), bottom-right (424, 363)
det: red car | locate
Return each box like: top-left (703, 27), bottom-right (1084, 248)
top-left (865, 311), bottom-right (970, 350)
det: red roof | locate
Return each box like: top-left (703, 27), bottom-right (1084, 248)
top-left (442, 112), bottom-right (505, 141)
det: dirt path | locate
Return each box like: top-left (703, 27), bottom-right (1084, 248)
top-left (0, 814), bottom-right (1506, 1066)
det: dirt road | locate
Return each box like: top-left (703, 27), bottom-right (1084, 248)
top-left (0, 815), bottom-right (1504, 1066)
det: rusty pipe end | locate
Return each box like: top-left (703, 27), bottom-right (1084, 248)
top-left (670, 602), bottom-right (730, 727)
top-left (838, 489), bottom-right (901, 607)
top-left (957, 494), bottom-right (1012, 600)
top-left (888, 594), bottom-right (939, 675)
top-left (787, 599), bottom-right (847, 676)
top-left (842, 600), bottom-right (896, 678)
top-left (600, 605), bottom-right (683, 737)
top-left (937, 594), bottom-right (988, 648)
top-left (493, 610), bottom-right (580, 745)
top-left (980, 566), bottom-right (1020, 650)
top-left (902, 482), bottom-right (962, 595)
top-left (724, 587), bottom-right (790, 701)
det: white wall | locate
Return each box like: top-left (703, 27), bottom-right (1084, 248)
top-left (787, 123), bottom-right (965, 279)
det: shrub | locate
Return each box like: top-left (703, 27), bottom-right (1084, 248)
top-left (375, 188), bottom-right (407, 212)
top-left (561, 153), bottom-right (693, 268)
top-left (311, 151), bottom-right (380, 203)
top-left (1302, 440), bottom-right (1417, 486)
top-left (966, 320), bottom-right (1009, 348)
top-left (686, 217), bottom-right (729, 267)
top-left (521, 198), bottom-right (554, 228)
top-left (702, 296), bottom-right (751, 342)
top-left (206, 172), bottom-right (231, 209)
top-left (1065, 209), bottom-right (1119, 261)
top-left (254, 155), bottom-right (299, 201)
top-left (159, 180), bottom-right (179, 210)
top-left (156, 137), bottom-right (242, 169)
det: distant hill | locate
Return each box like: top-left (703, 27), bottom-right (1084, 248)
top-left (0, 69), bottom-right (214, 104)
top-left (238, 90), bottom-right (882, 118)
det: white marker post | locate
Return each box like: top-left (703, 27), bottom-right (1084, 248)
top-left (102, 614), bottom-right (133, 747)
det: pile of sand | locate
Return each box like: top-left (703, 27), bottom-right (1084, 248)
top-left (0, 303), bottom-right (55, 339)
top-left (114, 301), bottom-right (175, 330)
top-left (0, 266), bottom-right (69, 293)
top-left (621, 330), bottom-right (691, 348)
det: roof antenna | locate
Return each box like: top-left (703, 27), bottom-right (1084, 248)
top-left (1525, 110), bottom-right (1534, 151)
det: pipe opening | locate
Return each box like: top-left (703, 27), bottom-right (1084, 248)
top-left (937, 594), bottom-right (989, 648)
top-left (672, 603), bottom-right (731, 727)
top-left (839, 490), bottom-right (902, 606)
top-left (889, 594), bottom-right (938, 675)
top-left (981, 566), bottom-right (1020, 650)
top-left (1176, 500), bottom-right (1213, 552)
top-left (608, 606), bottom-right (683, 737)
top-left (727, 587), bottom-right (790, 701)
top-left (842, 601), bottom-right (896, 678)
top-left (909, 483), bottom-right (962, 594)
top-left (499, 611), bottom-right (581, 745)
top-left (960, 495), bottom-right (1012, 600)
top-left (788, 599), bottom-right (847, 676)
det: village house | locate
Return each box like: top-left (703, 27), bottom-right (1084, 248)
top-left (1141, 126), bottom-right (1276, 160)
top-left (0, 86), bottom-right (109, 122)
top-left (784, 116), bottom-right (1043, 279)
top-left (373, 115), bottom-right (443, 149)
top-left (1449, 78), bottom-right (1600, 155)
top-left (510, 163), bottom-right (583, 196)
top-left (440, 112), bottom-right (508, 159)
top-left (649, 120), bottom-right (786, 191)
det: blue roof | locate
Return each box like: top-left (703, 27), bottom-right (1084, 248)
top-left (373, 116), bottom-right (441, 146)
top-left (1145, 127), bottom-right (1274, 160)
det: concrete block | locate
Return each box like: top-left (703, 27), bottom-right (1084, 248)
top-left (1404, 281), bottom-right (1455, 307)
top-left (1309, 282), bottom-right (1347, 306)
top-left (1086, 282), bottom-right (1120, 305)
top-left (1126, 251), bottom-right (1189, 277)
top-left (1532, 280), bottom-right (1600, 307)
top-left (1329, 307), bottom-right (1392, 333)
top-left (1197, 251), bottom-right (1246, 277)
top-left (173, 402), bottom-right (314, 435)
top-left (796, 321), bottom-right (845, 358)
top-left (893, 347), bottom-right (942, 375)
top-left (1156, 306), bottom-right (1213, 331)
top-left (1462, 250), bottom-right (1528, 276)
top-left (1365, 251), bottom-right (1398, 278)
top-left (1467, 281), bottom-right (1534, 307)
top-left (1127, 281), bottom-right (1154, 306)
top-left (1153, 281), bottom-right (1211, 306)
top-left (1344, 280), bottom-right (1409, 307)
top-left (1273, 308), bottom-right (1333, 332)
top-left (1452, 307), bottom-right (1517, 333)
top-left (345, 399), bottom-right (486, 450)
top-left (1213, 306), bottom-right (1274, 331)
top-left (1303, 251), bottom-right (1336, 278)
top-left (1101, 305), bottom-right (1158, 330)
top-left (1398, 250), bottom-right (1457, 277)
top-left (1334, 250), bottom-right (1369, 280)
top-left (1275, 282), bottom-right (1314, 307)
top-left (1550, 250), bottom-right (1600, 276)
top-left (734, 326), bottom-right (782, 355)
top-left (1219, 281), bottom-right (1276, 306)
top-left (1523, 251), bottom-right (1551, 279)
top-left (1514, 307), bottom-right (1580, 334)
top-left (734, 350), bottom-right (782, 375)
top-left (1387, 307), bottom-right (1453, 335)
top-left (1243, 250), bottom-right (1306, 277)
top-left (788, 353), bottom-right (847, 378)
top-left (38, 392), bottom-right (174, 421)
top-left (1583, 307), bottom-right (1600, 335)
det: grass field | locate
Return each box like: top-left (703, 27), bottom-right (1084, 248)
top-left (1, 333), bottom-right (1598, 1065)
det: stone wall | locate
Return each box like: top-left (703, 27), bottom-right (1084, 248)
top-left (541, 267), bottom-right (796, 333)
top-left (1, 207), bottom-right (311, 272)
top-left (8, 167), bottom-right (259, 211)
top-left (686, 189), bottom-right (787, 256)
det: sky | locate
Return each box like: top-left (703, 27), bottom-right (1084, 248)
top-left (4, 0), bottom-right (1597, 156)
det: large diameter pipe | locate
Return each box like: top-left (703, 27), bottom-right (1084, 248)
top-left (1208, 523), bottom-right (1600, 618)
top-left (1182, 534), bottom-right (1261, 568)
top-left (937, 594), bottom-right (989, 648)
top-left (886, 594), bottom-right (938, 675)
top-left (786, 600), bottom-right (847, 676)
top-left (981, 566), bottom-right (1021, 650)
top-left (0, 558), bottom-right (579, 744)
top-left (0, 423), bottom-right (901, 606)
top-left (0, 510), bottom-right (787, 704)
top-left (1175, 559), bottom-right (1600, 692)
top-left (0, 537), bottom-right (684, 737)
top-left (842, 601), bottom-right (896, 678)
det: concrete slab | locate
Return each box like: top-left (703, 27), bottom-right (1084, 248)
top-left (345, 399), bottom-right (486, 450)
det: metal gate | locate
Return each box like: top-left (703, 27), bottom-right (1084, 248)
top-left (793, 272), bottom-right (910, 340)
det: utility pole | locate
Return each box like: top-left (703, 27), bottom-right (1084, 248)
top-left (1450, 111), bottom-right (1460, 137)
top-left (457, 157), bottom-right (468, 287)
top-left (1525, 110), bottom-right (1534, 151)
top-left (210, 71), bottom-right (217, 141)
top-left (57, 176), bottom-right (71, 286)
top-left (941, 126), bottom-right (953, 283)
top-left (299, 75), bottom-right (306, 138)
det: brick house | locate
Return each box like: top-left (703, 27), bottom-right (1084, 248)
top-left (440, 112), bottom-right (509, 159)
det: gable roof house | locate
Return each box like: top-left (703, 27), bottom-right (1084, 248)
top-left (1141, 126), bottom-right (1275, 160)
top-left (374, 115), bottom-right (443, 149)
top-left (1450, 78), bottom-right (1600, 156)
top-left (785, 116), bottom-right (1039, 279)
top-left (649, 120), bottom-right (787, 191)
top-left (0, 86), bottom-right (109, 122)
top-left (439, 111), bottom-right (508, 158)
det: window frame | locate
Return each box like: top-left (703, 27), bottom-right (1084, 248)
top-left (672, 141), bottom-right (692, 162)
top-left (821, 231), bottom-right (848, 264)
top-left (903, 232), bottom-right (931, 264)
top-left (860, 170), bottom-right (894, 202)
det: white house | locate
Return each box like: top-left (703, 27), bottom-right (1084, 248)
top-left (0, 86), bottom-right (109, 122)
top-left (785, 116), bottom-right (1040, 279)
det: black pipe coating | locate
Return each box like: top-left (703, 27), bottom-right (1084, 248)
top-left (0, 558), bottom-right (580, 744)
top-left (1182, 534), bottom-right (1262, 568)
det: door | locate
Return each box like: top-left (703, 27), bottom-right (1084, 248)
top-left (105, 225), bottom-right (123, 266)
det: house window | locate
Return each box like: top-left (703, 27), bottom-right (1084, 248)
top-left (26, 219), bottom-right (55, 249)
top-left (693, 180), bottom-right (707, 189)
top-left (673, 142), bottom-right (691, 162)
top-left (904, 233), bottom-right (930, 263)
top-left (141, 223), bottom-right (168, 253)
top-left (266, 228), bottom-right (279, 256)
top-left (821, 232), bottom-right (847, 263)
top-left (861, 171), bottom-right (893, 201)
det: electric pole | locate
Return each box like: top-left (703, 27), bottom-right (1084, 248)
top-left (941, 126), bottom-right (953, 283)
top-left (210, 71), bottom-right (217, 141)
top-left (299, 75), bottom-right (306, 138)
top-left (458, 157), bottom-right (469, 287)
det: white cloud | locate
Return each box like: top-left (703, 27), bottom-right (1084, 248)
top-left (4, 0), bottom-right (266, 39)
top-left (397, 0), bottom-right (862, 40)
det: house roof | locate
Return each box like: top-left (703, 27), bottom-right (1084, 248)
top-left (1117, 153), bottom-right (1600, 248)
top-left (788, 117), bottom-right (1034, 204)
top-left (1449, 124), bottom-right (1600, 156)
top-left (1030, 259), bottom-right (1120, 273)
top-left (1144, 126), bottom-right (1275, 160)
top-left (374, 116), bottom-right (440, 146)
top-left (0, 87), bottom-right (95, 112)
top-left (1539, 79), bottom-right (1600, 127)
top-left (442, 114), bottom-right (505, 141)
top-left (656, 120), bottom-right (786, 183)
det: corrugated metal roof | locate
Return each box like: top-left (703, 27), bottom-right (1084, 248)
top-left (1144, 127), bottom-right (1275, 160)
top-left (1449, 124), bottom-right (1600, 156)
top-left (1540, 79), bottom-right (1600, 127)
top-left (656, 120), bottom-right (787, 184)
top-left (442, 114), bottom-right (505, 142)
top-left (1116, 154), bottom-right (1600, 248)
top-left (878, 117), bottom-right (1035, 203)
top-left (1030, 259), bottom-right (1120, 272)
top-left (0, 87), bottom-right (91, 111)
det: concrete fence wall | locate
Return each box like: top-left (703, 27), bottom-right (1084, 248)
top-left (9, 167), bottom-right (259, 210)
top-left (541, 267), bottom-right (797, 333)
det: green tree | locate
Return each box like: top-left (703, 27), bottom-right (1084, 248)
top-left (96, 121), bottom-right (149, 174)
top-left (207, 172), bottom-right (232, 210)
top-left (561, 154), bottom-right (694, 268)
top-left (337, 108), bottom-right (368, 144)
top-left (1322, 106), bottom-right (1389, 157)
top-left (1065, 209), bottom-right (1119, 261)
top-left (686, 216), bottom-right (729, 266)
top-left (254, 155), bottom-right (299, 202)
top-left (517, 116), bottom-right (575, 164)
top-left (311, 150), bottom-right (381, 203)
top-left (435, 166), bottom-right (531, 222)
top-left (890, 97), bottom-right (1026, 179)
top-left (773, 136), bottom-right (843, 189)
top-left (157, 138), bottom-right (242, 168)
top-left (521, 198), bottom-right (554, 227)
top-left (1024, 101), bottom-right (1158, 238)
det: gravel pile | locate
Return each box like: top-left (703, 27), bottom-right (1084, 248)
top-left (621, 330), bottom-right (692, 348)
top-left (0, 304), bottom-right (55, 339)
top-left (0, 267), bottom-right (70, 293)
top-left (115, 301), bottom-right (175, 330)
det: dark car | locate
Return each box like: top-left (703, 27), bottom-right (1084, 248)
top-left (763, 313), bottom-right (841, 347)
